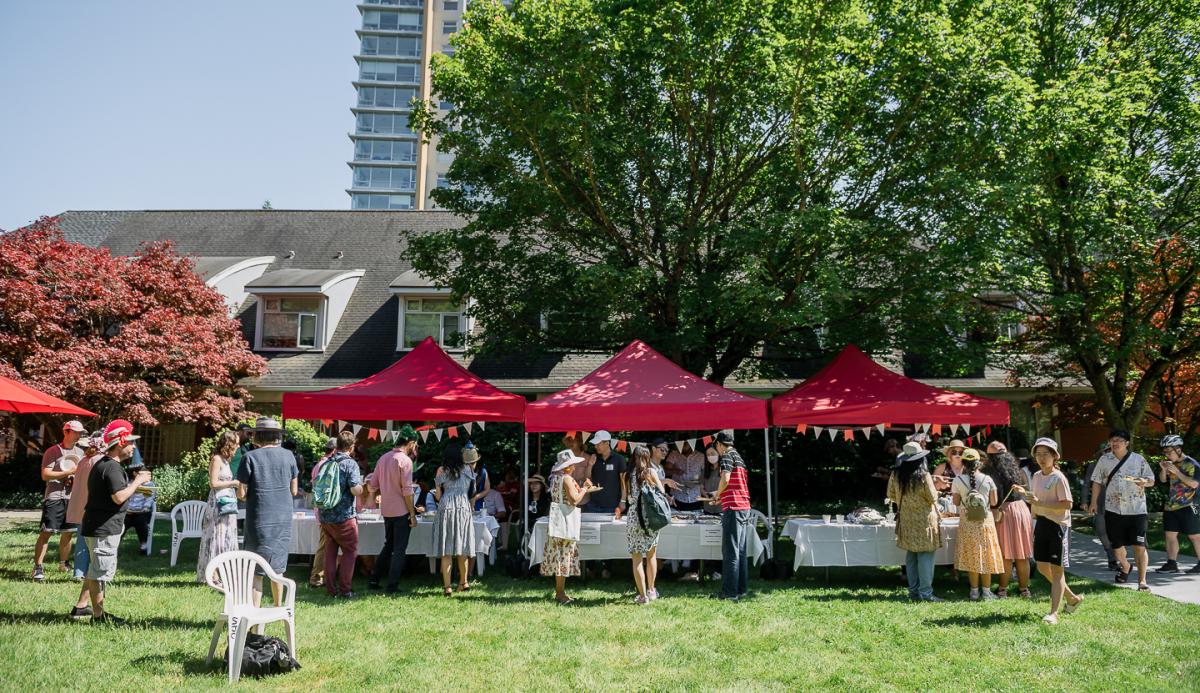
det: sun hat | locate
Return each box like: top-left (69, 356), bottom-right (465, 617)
top-left (528, 474), bottom-right (547, 486)
top-left (589, 430), bottom-right (612, 445)
top-left (961, 448), bottom-right (981, 463)
top-left (1031, 437), bottom-right (1060, 457)
top-left (941, 439), bottom-right (966, 455)
top-left (101, 419), bottom-right (140, 451)
top-left (462, 442), bottom-right (481, 464)
top-left (254, 416), bottom-right (282, 431)
top-left (552, 449), bottom-right (585, 473)
top-left (899, 441), bottom-right (930, 462)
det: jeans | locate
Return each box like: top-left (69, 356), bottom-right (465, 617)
top-left (721, 509), bottom-right (750, 598)
top-left (73, 534), bottom-right (90, 579)
top-left (322, 518), bottom-right (359, 596)
top-left (905, 550), bottom-right (935, 600)
top-left (373, 515), bottom-right (413, 590)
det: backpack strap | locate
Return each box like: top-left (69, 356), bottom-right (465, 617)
top-left (1104, 451), bottom-right (1133, 489)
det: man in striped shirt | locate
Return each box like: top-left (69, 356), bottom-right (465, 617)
top-left (711, 431), bottom-right (751, 601)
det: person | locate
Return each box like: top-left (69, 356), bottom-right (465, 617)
top-left (318, 432), bottom-right (365, 598)
top-left (988, 451), bottom-right (1033, 598)
top-left (80, 419), bottom-right (150, 624)
top-left (237, 417), bottom-right (300, 607)
top-left (1088, 429), bottom-right (1154, 591)
top-left (228, 422), bottom-right (254, 479)
top-left (668, 442), bottom-right (704, 511)
top-left (526, 474), bottom-right (551, 523)
top-left (887, 441), bottom-right (944, 602)
top-left (368, 425), bottom-right (418, 593)
top-left (121, 456), bottom-right (156, 552)
top-left (308, 437), bottom-right (336, 588)
top-left (626, 445), bottom-right (666, 604)
top-left (1080, 441), bottom-right (1119, 570)
top-left (872, 438), bottom-right (903, 481)
top-left (584, 430), bottom-right (627, 517)
top-left (711, 431), bottom-right (751, 601)
top-left (432, 443), bottom-right (477, 596)
top-left (463, 442), bottom-right (491, 512)
top-left (701, 446), bottom-right (722, 515)
top-left (34, 420), bottom-right (86, 581)
top-left (494, 466), bottom-right (521, 550)
top-left (196, 430), bottom-right (241, 583)
top-left (414, 472), bottom-right (438, 514)
top-left (563, 434), bottom-right (595, 488)
top-left (65, 431), bottom-right (103, 619)
top-left (951, 448), bottom-right (1004, 600)
top-left (542, 450), bottom-right (591, 604)
top-left (1015, 448), bottom-right (1035, 487)
top-left (932, 439), bottom-right (966, 496)
top-left (1015, 437), bottom-right (1083, 624)
top-left (1156, 434), bottom-right (1200, 574)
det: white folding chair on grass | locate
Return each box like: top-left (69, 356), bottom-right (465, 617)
top-left (169, 500), bottom-right (207, 567)
top-left (204, 550), bottom-right (297, 684)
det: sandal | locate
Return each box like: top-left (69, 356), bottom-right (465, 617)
top-left (1019, 588), bottom-right (1032, 599)
top-left (443, 587), bottom-right (453, 596)
top-left (1137, 583), bottom-right (1151, 592)
top-left (995, 588), bottom-right (1008, 599)
top-left (1114, 571), bottom-right (1129, 584)
top-left (555, 596), bottom-right (574, 605)
top-left (457, 583), bottom-right (471, 592)
top-left (1063, 596), bottom-right (1083, 614)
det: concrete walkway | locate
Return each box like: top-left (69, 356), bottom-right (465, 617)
top-left (1067, 529), bottom-right (1200, 606)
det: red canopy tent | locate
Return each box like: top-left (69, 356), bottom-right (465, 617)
top-left (0, 374), bottom-right (96, 417)
top-left (524, 340), bottom-right (769, 432)
top-left (769, 344), bottom-right (1010, 427)
top-left (281, 337), bottom-right (525, 422)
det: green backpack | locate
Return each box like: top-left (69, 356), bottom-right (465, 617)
top-left (312, 456), bottom-right (343, 510)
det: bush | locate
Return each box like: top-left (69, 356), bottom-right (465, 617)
top-left (152, 464), bottom-right (209, 509)
top-left (0, 490), bottom-right (43, 510)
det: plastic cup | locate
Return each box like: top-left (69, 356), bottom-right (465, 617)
top-left (822, 514), bottom-right (831, 524)
top-left (835, 514), bottom-right (844, 524)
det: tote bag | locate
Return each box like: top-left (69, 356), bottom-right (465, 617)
top-left (548, 476), bottom-right (581, 541)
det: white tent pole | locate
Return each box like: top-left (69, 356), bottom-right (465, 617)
top-left (763, 427), bottom-right (773, 527)
top-left (522, 426), bottom-right (529, 540)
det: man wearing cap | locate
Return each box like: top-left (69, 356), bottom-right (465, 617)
top-left (369, 425), bottom-right (419, 593)
top-left (81, 419), bottom-right (151, 624)
top-left (1088, 429), bottom-right (1155, 590)
top-left (710, 431), bottom-right (751, 601)
top-left (33, 420), bottom-right (87, 581)
top-left (584, 430), bottom-right (627, 519)
top-left (1156, 434), bottom-right (1200, 574)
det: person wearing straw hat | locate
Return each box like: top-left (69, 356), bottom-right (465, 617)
top-left (932, 439), bottom-right (967, 496)
top-left (80, 419), bottom-right (149, 624)
top-left (887, 441), bottom-right (945, 602)
top-left (542, 449), bottom-right (592, 604)
top-left (236, 417), bottom-right (299, 607)
top-left (1014, 437), bottom-right (1083, 624)
top-left (951, 448), bottom-right (1004, 601)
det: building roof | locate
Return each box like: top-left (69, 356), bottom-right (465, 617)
top-left (246, 268), bottom-right (365, 292)
top-left (191, 256), bottom-right (274, 282)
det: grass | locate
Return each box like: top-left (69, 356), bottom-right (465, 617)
top-left (1, 518), bottom-right (1199, 691)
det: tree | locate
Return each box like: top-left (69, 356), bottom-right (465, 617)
top-left (409, 0), bottom-right (1023, 382)
top-left (970, 0), bottom-right (1200, 434)
top-left (0, 216), bottom-right (268, 432)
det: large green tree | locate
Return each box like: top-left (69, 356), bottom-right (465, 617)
top-left (967, 0), bottom-right (1200, 433)
top-left (410, 0), bottom-right (1021, 382)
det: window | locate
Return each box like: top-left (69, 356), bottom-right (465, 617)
top-left (436, 175), bottom-right (450, 189)
top-left (362, 10), bottom-right (422, 30)
top-left (354, 139), bottom-right (417, 162)
top-left (360, 61), bottom-right (420, 84)
top-left (443, 1), bottom-right (459, 9)
top-left (361, 36), bottom-right (421, 57)
top-left (355, 113), bottom-right (415, 136)
top-left (401, 297), bottom-right (464, 349)
top-left (364, 0), bottom-right (422, 6)
top-left (357, 86), bottom-right (417, 109)
top-left (353, 193), bottom-right (414, 210)
top-left (438, 100), bottom-right (453, 111)
top-left (261, 297), bottom-right (321, 349)
top-left (353, 166), bottom-right (416, 191)
top-left (443, 20), bottom-right (457, 34)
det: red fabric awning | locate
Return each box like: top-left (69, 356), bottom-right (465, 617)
top-left (0, 374), bottom-right (96, 417)
top-left (524, 340), bottom-right (769, 432)
top-left (769, 345), bottom-right (1010, 426)
top-left (281, 337), bottom-right (525, 423)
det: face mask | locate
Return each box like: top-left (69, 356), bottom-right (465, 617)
top-left (707, 455), bottom-right (719, 464)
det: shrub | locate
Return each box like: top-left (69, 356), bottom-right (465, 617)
top-left (152, 463), bottom-right (209, 509)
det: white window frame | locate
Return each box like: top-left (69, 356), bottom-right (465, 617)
top-left (255, 294), bottom-right (326, 352)
top-left (394, 292), bottom-right (469, 352)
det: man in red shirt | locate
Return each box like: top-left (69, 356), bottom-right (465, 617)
top-left (711, 431), bottom-right (751, 601)
top-left (368, 424), bottom-right (418, 593)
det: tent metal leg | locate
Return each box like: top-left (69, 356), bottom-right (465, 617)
top-left (763, 428), bottom-right (773, 527)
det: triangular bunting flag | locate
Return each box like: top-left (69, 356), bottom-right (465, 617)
top-left (478, 421), bottom-right (486, 431)
top-left (391, 430), bottom-right (400, 443)
top-left (674, 440), bottom-right (685, 452)
top-left (862, 427), bottom-right (872, 438)
top-left (616, 439), bottom-right (628, 453)
top-left (842, 429), bottom-right (853, 441)
top-left (433, 428), bottom-right (444, 441)
top-left (419, 430), bottom-right (430, 442)
top-left (876, 424), bottom-right (885, 435)
top-left (567, 430), bottom-right (577, 440)
top-left (447, 426), bottom-right (459, 439)
top-left (337, 420), bottom-right (347, 432)
top-left (962, 424), bottom-right (971, 435)
top-left (812, 426), bottom-right (823, 438)
top-left (687, 438), bottom-right (697, 451)
top-left (948, 424), bottom-right (959, 436)
top-left (828, 428), bottom-right (839, 441)
top-left (463, 422), bottom-right (474, 435)
top-left (351, 424), bottom-right (362, 436)
top-left (796, 424), bottom-right (808, 435)
top-left (367, 428), bottom-right (378, 441)
top-left (320, 418), bottom-right (332, 427)
top-left (931, 424), bottom-right (942, 435)
top-left (985, 425), bottom-right (992, 436)
top-left (701, 435), bottom-right (712, 446)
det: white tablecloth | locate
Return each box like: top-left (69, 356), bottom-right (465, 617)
top-left (290, 512), bottom-right (500, 572)
top-left (529, 513), bottom-right (765, 566)
top-left (782, 518), bottom-right (960, 569)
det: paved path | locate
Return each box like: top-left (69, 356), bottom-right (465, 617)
top-left (1067, 529), bottom-right (1200, 606)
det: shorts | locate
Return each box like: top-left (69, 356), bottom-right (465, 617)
top-left (40, 498), bottom-right (76, 533)
top-left (1033, 518), bottom-right (1070, 567)
top-left (1105, 511), bottom-right (1148, 548)
top-left (73, 535), bottom-right (91, 579)
top-left (84, 535), bottom-right (120, 583)
top-left (1163, 506), bottom-right (1200, 535)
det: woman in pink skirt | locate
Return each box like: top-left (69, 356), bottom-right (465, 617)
top-left (988, 451), bottom-right (1034, 597)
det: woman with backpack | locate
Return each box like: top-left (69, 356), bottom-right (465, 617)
top-left (432, 447), bottom-right (477, 596)
top-left (951, 448), bottom-right (1004, 601)
top-left (886, 441), bottom-right (944, 602)
top-left (626, 445), bottom-right (667, 604)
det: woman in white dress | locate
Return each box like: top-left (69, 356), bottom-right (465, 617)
top-left (196, 431), bottom-right (241, 582)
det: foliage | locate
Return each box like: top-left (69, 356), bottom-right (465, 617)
top-left (0, 216), bottom-right (267, 429)
top-left (150, 463), bottom-right (209, 510)
top-left (410, 0), bottom-right (1020, 382)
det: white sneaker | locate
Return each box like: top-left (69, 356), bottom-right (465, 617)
top-left (981, 589), bottom-right (999, 601)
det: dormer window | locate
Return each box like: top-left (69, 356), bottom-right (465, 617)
top-left (247, 269), bottom-right (365, 352)
top-left (390, 269), bottom-right (469, 351)
top-left (262, 297), bottom-right (321, 348)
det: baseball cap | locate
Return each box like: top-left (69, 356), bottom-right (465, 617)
top-left (63, 420), bottom-right (86, 433)
top-left (713, 430), bottom-right (734, 446)
top-left (589, 430), bottom-right (612, 445)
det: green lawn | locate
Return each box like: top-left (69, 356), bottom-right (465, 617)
top-left (1, 519), bottom-right (1199, 691)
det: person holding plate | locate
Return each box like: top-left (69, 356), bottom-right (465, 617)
top-left (1088, 429), bottom-right (1155, 590)
top-left (542, 449), bottom-right (591, 604)
top-left (1015, 437), bottom-right (1083, 624)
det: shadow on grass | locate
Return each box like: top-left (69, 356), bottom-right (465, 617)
top-left (923, 612), bottom-right (1040, 628)
top-left (0, 609), bottom-right (211, 629)
top-left (130, 651), bottom-right (222, 677)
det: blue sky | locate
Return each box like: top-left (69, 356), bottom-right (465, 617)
top-left (0, 1), bottom-right (362, 230)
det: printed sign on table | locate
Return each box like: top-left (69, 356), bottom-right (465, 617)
top-left (700, 525), bottom-right (723, 546)
top-left (579, 523), bottom-right (601, 545)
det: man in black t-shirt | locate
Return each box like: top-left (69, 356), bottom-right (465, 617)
top-left (79, 419), bottom-right (149, 624)
top-left (584, 430), bottom-right (627, 519)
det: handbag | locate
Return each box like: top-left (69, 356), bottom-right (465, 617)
top-left (992, 485), bottom-right (1015, 524)
top-left (548, 476), bottom-right (580, 541)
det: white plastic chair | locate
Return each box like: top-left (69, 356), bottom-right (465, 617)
top-left (750, 509), bottom-right (776, 561)
top-left (204, 550), bottom-right (297, 684)
top-left (169, 500), bottom-right (207, 567)
top-left (143, 500), bottom-right (156, 556)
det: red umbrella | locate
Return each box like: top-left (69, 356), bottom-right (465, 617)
top-left (0, 374), bottom-right (96, 417)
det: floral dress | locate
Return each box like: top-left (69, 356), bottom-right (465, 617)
top-left (625, 468), bottom-right (661, 554)
top-left (196, 455), bottom-right (239, 582)
top-left (541, 473), bottom-right (580, 577)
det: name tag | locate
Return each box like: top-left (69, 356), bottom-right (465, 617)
top-left (606, 464), bottom-right (614, 471)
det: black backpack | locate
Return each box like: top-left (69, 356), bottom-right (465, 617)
top-left (224, 634), bottom-right (301, 677)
